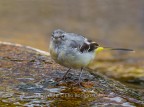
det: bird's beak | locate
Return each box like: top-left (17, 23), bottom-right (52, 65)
top-left (52, 36), bottom-right (59, 41)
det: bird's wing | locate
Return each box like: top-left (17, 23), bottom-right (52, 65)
top-left (79, 39), bottom-right (99, 52)
top-left (65, 33), bottom-right (99, 53)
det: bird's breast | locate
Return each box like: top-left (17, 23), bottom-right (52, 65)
top-left (49, 42), bottom-right (59, 61)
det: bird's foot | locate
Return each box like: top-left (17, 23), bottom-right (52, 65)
top-left (72, 80), bottom-right (83, 87)
top-left (56, 68), bottom-right (71, 82)
top-left (57, 76), bottom-right (67, 82)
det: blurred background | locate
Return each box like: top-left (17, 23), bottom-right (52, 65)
top-left (0, 0), bottom-right (144, 51)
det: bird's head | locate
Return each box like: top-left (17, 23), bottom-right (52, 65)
top-left (51, 29), bottom-right (66, 43)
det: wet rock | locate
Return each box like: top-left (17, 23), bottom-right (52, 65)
top-left (88, 50), bottom-right (144, 88)
top-left (0, 42), bottom-right (144, 107)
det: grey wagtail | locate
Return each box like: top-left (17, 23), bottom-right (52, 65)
top-left (49, 29), bottom-right (134, 84)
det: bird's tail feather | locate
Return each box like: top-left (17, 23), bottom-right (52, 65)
top-left (95, 46), bottom-right (134, 54)
top-left (103, 47), bottom-right (134, 52)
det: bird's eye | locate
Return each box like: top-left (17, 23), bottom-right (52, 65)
top-left (61, 35), bottom-right (65, 38)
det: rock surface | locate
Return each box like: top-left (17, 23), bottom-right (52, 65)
top-left (0, 42), bottom-right (144, 107)
top-left (88, 49), bottom-right (144, 89)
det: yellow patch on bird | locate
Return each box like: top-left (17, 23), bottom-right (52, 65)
top-left (95, 47), bottom-right (104, 53)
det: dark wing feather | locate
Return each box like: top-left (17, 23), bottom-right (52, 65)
top-left (80, 39), bottom-right (99, 53)
top-left (88, 42), bottom-right (99, 51)
top-left (79, 43), bottom-right (89, 52)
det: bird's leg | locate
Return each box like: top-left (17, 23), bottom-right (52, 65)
top-left (61, 68), bottom-right (71, 80)
top-left (73, 67), bottom-right (83, 86)
top-left (79, 67), bottom-right (83, 83)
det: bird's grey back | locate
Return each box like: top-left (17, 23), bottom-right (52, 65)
top-left (64, 32), bottom-right (85, 48)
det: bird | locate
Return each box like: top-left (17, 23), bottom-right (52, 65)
top-left (49, 29), bottom-right (133, 84)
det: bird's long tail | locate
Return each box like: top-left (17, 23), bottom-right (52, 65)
top-left (95, 46), bottom-right (134, 54)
